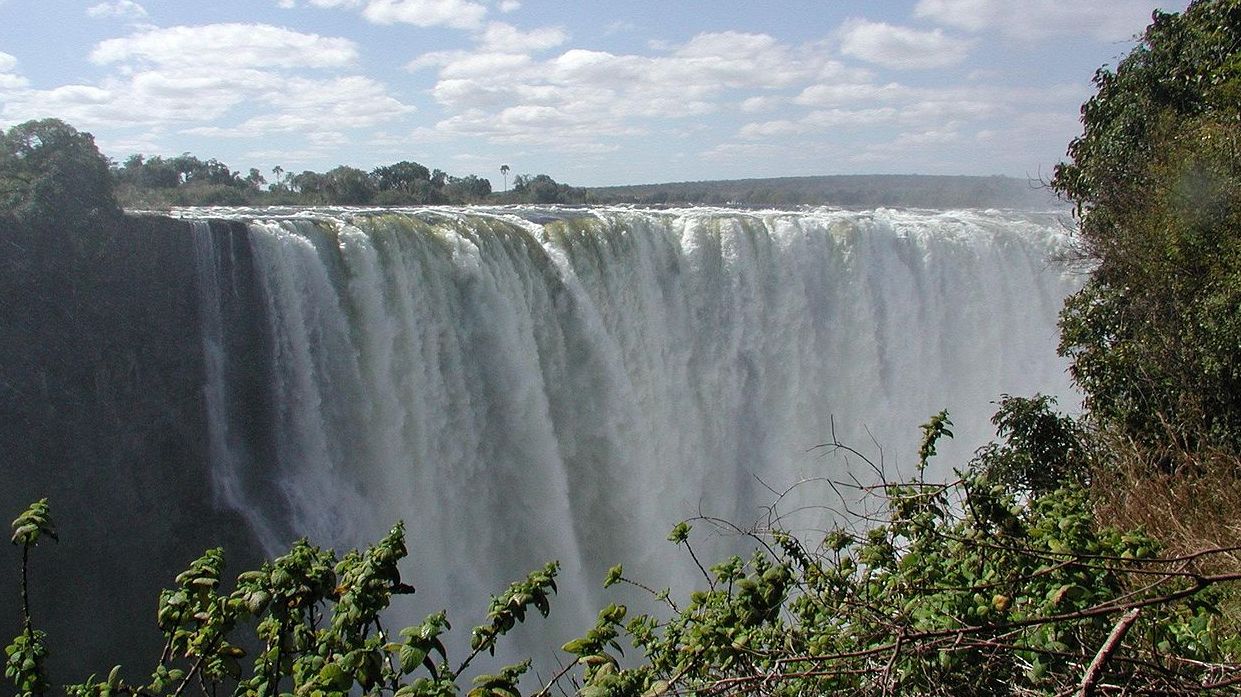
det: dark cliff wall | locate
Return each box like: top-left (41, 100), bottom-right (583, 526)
top-left (0, 214), bottom-right (262, 681)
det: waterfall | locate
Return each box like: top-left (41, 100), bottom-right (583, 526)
top-left (183, 205), bottom-right (1077, 649)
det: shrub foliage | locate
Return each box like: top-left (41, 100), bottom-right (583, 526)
top-left (1053, 0), bottom-right (1241, 452)
top-left (9, 401), bottom-right (1240, 697)
top-left (6, 501), bottom-right (558, 697)
top-left (557, 402), bottom-right (1241, 696)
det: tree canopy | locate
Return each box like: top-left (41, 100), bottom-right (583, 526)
top-left (1053, 0), bottom-right (1241, 453)
top-left (0, 119), bottom-right (119, 224)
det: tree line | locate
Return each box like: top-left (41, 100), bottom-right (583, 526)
top-left (111, 152), bottom-right (594, 207)
top-left (0, 128), bottom-right (595, 212)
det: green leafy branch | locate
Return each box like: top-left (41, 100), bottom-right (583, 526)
top-left (5, 504), bottom-right (560, 697)
top-left (6, 499), bottom-right (56, 697)
top-left (545, 403), bottom-right (1241, 696)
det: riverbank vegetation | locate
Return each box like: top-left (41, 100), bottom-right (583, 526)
top-left (3, 122), bottom-right (1047, 211)
top-left (5, 0), bottom-right (1241, 695)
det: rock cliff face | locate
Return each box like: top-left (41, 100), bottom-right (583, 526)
top-left (0, 214), bottom-right (261, 680)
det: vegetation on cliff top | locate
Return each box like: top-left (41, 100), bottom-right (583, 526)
top-left (0, 119), bottom-right (120, 225)
top-left (1, 121), bottom-right (1049, 212)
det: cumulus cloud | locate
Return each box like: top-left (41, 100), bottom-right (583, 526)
top-left (4, 69), bottom-right (276, 127)
top-left (363, 0), bottom-right (487, 29)
top-left (2, 23), bottom-right (410, 142)
top-left (498, 0), bottom-right (520, 12)
top-left (0, 52), bottom-right (29, 93)
top-left (86, 1), bottom-right (148, 19)
top-left (278, 0), bottom-right (487, 28)
top-left (404, 30), bottom-right (836, 150)
top-left (838, 19), bottom-right (971, 70)
top-left (739, 95), bottom-right (781, 113)
top-left (793, 82), bottom-right (906, 106)
top-left (184, 76), bottom-right (414, 137)
top-left (699, 140), bottom-right (839, 167)
top-left (95, 131), bottom-right (168, 157)
top-left (91, 23), bottom-right (358, 69)
top-left (736, 81), bottom-right (1076, 149)
top-left (914, 0), bottom-right (1160, 41)
top-left (477, 22), bottom-right (566, 53)
top-left (738, 107), bottom-right (903, 139)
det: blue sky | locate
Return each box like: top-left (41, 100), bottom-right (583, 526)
top-left (0, 0), bottom-right (1185, 187)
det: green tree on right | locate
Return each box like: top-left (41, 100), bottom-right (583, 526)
top-left (1053, 0), bottom-right (1241, 454)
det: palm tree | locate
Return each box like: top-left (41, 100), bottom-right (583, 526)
top-left (500, 164), bottom-right (510, 193)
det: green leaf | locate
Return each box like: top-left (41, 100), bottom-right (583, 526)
top-left (642, 680), bottom-right (670, 697)
top-left (667, 521), bottom-right (691, 544)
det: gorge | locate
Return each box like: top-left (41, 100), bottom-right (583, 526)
top-left (1, 205), bottom-right (1078, 674)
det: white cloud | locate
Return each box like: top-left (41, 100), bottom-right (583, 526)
top-left (86, 1), bottom-right (148, 19)
top-left (91, 23), bottom-right (358, 69)
top-left (282, 0), bottom-right (488, 27)
top-left (914, 0), bottom-right (1162, 41)
top-left (673, 31), bottom-right (814, 87)
top-left (817, 60), bottom-right (874, 83)
top-left (899, 98), bottom-right (996, 123)
top-left (838, 19), bottom-right (971, 70)
top-left (3, 23), bottom-right (410, 143)
top-left (95, 131), bottom-right (167, 156)
top-left (407, 28), bottom-right (836, 150)
top-left (2, 70), bottom-right (275, 127)
top-left (477, 22), bottom-right (566, 53)
top-left (442, 52), bottom-right (533, 79)
top-left (805, 107), bottom-right (901, 128)
top-left (736, 109), bottom-right (901, 140)
top-left (262, 76), bottom-right (416, 133)
top-left (362, 0), bottom-right (487, 29)
top-left (843, 127), bottom-right (965, 166)
top-left (739, 95), bottom-right (781, 113)
top-left (966, 68), bottom-right (1000, 82)
top-left (0, 51), bottom-right (17, 73)
top-left (738, 120), bottom-right (805, 139)
top-left (403, 27), bottom-right (964, 154)
top-left (794, 82), bottom-right (906, 106)
top-left (498, 0), bottom-right (520, 12)
top-left (895, 128), bottom-right (961, 145)
top-left (699, 140), bottom-right (839, 167)
top-left (735, 80), bottom-right (1078, 145)
top-left (423, 107), bottom-right (639, 153)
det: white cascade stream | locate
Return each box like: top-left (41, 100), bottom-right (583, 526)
top-left (186, 205), bottom-right (1078, 651)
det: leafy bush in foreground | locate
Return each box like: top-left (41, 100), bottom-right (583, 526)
top-left (8, 361), bottom-right (1239, 694)
top-left (6, 500), bottom-right (558, 697)
top-left (8, 401), bottom-right (1241, 697)
top-left (558, 400), bottom-right (1241, 696)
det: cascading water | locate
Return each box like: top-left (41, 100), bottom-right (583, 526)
top-left (185, 205), bottom-right (1078, 650)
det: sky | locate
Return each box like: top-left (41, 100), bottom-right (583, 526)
top-left (0, 0), bottom-right (1187, 187)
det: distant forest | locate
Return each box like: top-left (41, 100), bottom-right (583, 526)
top-left (590, 174), bottom-right (1062, 209)
top-left (111, 150), bottom-right (1060, 210)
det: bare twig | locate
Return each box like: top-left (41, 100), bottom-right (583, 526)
top-left (1078, 607), bottom-right (1141, 696)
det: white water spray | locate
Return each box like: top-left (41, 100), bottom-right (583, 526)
top-left (186, 205), bottom-right (1077, 648)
